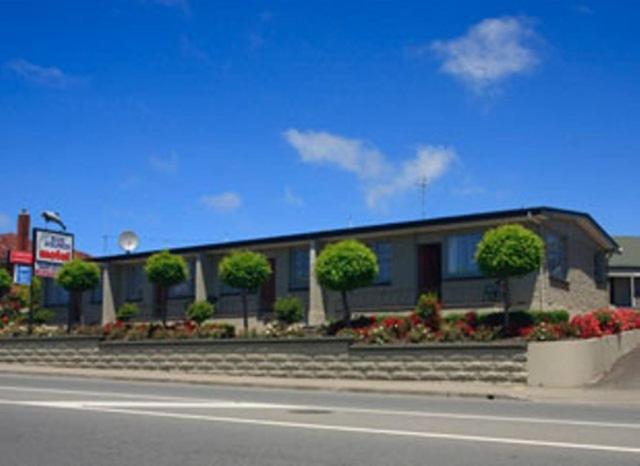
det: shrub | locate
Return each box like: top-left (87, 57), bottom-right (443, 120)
top-left (0, 269), bottom-right (11, 299)
top-left (415, 292), bottom-right (441, 330)
top-left (478, 310), bottom-right (534, 333)
top-left (274, 296), bottom-right (304, 325)
top-left (116, 303), bottom-right (140, 322)
top-left (186, 301), bottom-right (214, 324)
top-left (145, 251), bottom-right (189, 327)
top-left (530, 310), bottom-right (569, 325)
top-left (324, 315), bottom-right (376, 336)
top-left (522, 322), bottom-right (570, 342)
top-left (56, 260), bottom-right (101, 332)
top-left (33, 308), bottom-right (56, 325)
top-left (475, 225), bottom-right (544, 329)
top-left (570, 308), bottom-right (640, 338)
top-left (315, 240), bottom-right (378, 324)
top-left (198, 322), bottom-right (235, 339)
top-left (218, 250), bottom-right (272, 332)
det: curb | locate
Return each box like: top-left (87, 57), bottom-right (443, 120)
top-left (0, 365), bottom-right (528, 401)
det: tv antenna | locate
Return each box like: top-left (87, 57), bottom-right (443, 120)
top-left (416, 176), bottom-right (427, 219)
top-left (118, 230), bottom-right (140, 254)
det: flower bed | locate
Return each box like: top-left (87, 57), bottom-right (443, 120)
top-left (2, 303), bottom-right (639, 345)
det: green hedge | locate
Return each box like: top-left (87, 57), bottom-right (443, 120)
top-left (443, 309), bottom-right (569, 328)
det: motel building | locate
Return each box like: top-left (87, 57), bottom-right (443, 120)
top-left (31, 206), bottom-right (620, 328)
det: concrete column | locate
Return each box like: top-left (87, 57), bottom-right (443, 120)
top-left (101, 265), bottom-right (116, 325)
top-left (307, 241), bottom-right (326, 326)
top-left (194, 254), bottom-right (207, 302)
top-left (631, 276), bottom-right (636, 308)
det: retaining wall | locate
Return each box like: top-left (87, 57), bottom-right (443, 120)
top-left (527, 329), bottom-right (640, 388)
top-left (0, 337), bottom-right (527, 384)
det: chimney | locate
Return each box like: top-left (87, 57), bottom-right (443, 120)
top-left (16, 209), bottom-right (30, 252)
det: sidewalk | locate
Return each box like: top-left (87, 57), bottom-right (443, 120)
top-left (1, 364), bottom-right (638, 406)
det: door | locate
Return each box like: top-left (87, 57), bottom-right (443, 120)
top-left (417, 243), bottom-right (442, 297)
top-left (260, 258), bottom-right (276, 318)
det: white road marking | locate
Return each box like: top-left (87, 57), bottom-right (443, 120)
top-left (31, 403), bottom-right (640, 455)
top-left (0, 384), bottom-right (637, 431)
top-left (15, 401), bottom-right (293, 409)
top-left (0, 385), bottom-right (217, 402)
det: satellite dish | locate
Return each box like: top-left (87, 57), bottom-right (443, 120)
top-left (118, 230), bottom-right (139, 254)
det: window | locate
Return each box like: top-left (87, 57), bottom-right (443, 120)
top-left (546, 232), bottom-right (568, 282)
top-left (168, 260), bottom-right (196, 299)
top-left (593, 252), bottom-right (607, 286)
top-left (125, 265), bottom-right (144, 301)
top-left (43, 278), bottom-right (69, 307)
top-left (445, 233), bottom-right (482, 277)
top-left (370, 241), bottom-right (392, 285)
top-left (91, 276), bottom-right (103, 303)
top-left (221, 282), bottom-right (242, 295)
top-left (635, 278), bottom-right (640, 299)
top-left (289, 247), bottom-right (309, 290)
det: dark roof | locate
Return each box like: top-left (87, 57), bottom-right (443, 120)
top-left (93, 206), bottom-right (618, 263)
top-left (610, 237), bottom-right (640, 269)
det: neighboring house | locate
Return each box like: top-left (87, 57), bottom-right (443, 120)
top-left (1, 210), bottom-right (90, 323)
top-left (84, 207), bottom-right (618, 328)
top-left (609, 236), bottom-right (640, 308)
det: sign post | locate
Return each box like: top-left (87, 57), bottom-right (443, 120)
top-left (29, 228), bottom-right (74, 334)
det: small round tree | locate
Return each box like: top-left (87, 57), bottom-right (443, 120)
top-left (56, 260), bottom-right (101, 332)
top-left (314, 240), bottom-right (378, 325)
top-left (218, 250), bottom-right (272, 333)
top-left (475, 224), bottom-right (544, 330)
top-left (144, 251), bottom-right (189, 327)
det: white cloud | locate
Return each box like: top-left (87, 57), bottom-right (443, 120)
top-left (430, 17), bottom-right (539, 92)
top-left (366, 145), bottom-right (456, 208)
top-left (149, 151), bottom-right (178, 174)
top-left (0, 213), bottom-right (10, 230)
top-left (4, 59), bottom-right (78, 88)
top-left (284, 187), bottom-right (304, 207)
top-left (284, 129), bottom-right (388, 179)
top-left (284, 129), bottom-right (455, 209)
top-left (201, 192), bottom-right (242, 213)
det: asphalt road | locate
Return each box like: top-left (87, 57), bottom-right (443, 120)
top-left (0, 373), bottom-right (638, 466)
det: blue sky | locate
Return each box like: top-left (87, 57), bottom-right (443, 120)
top-left (0, 1), bottom-right (638, 255)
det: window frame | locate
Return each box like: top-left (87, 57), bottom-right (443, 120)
top-left (546, 231), bottom-right (569, 285)
top-left (593, 252), bottom-right (607, 287)
top-left (168, 259), bottom-right (196, 300)
top-left (43, 278), bottom-right (69, 307)
top-left (90, 277), bottom-right (103, 304)
top-left (124, 265), bottom-right (145, 302)
top-left (288, 247), bottom-right (310, 291)
top-left (369, 240), bottom-right (392, 286)
top-left (443, 231), bottom-right (484, 279)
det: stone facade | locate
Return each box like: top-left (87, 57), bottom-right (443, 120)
top-left (0, 337), bottom-right (527, 384)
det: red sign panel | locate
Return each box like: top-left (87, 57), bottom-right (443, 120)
top-left (9, 250), bottom-right (33, 265)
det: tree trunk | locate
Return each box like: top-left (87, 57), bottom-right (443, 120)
top-left (77, 291), bottom-right (84, 326)
top-left (159, 286), bottom-right (168, 327)
top-left (241, 290), bottom-right (249, 334)
top-left (67, 291), bottom-right (81, 333)
top-left (340, 290), bottom-right (351, 326)
top-left (501, 278), bottom-right (511, 333)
